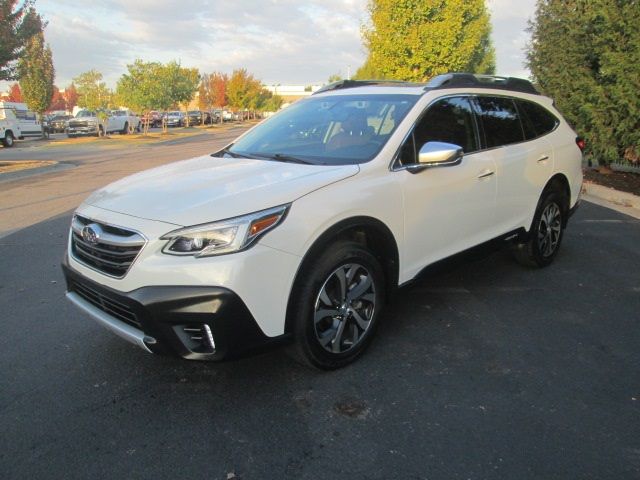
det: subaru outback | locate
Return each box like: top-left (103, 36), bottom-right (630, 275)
top-left (62, 73), bottom-right (583, 369)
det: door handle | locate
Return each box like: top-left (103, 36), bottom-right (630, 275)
top-left (477, 170), bottom-right (495, 179)
top-left (537, 154), bottom-right (550, 163)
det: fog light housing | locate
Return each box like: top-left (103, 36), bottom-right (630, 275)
top-left (174, 324), bottom-right (216, 354)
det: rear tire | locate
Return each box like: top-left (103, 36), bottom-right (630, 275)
top-left (512, 189), bottom-right (567, 268)
top-left (287, 241), bottom-right (385, 369)
top-left (2, 131), bottom-right (14, 147)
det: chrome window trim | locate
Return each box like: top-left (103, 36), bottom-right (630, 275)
top-left (389, 92), bottom-right (561, 172)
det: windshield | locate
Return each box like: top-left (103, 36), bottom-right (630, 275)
top-left (76, 110), bottom-right (95, 118)
top-left (226, 94), bottom-right (418, 165)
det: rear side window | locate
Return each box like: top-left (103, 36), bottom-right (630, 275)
top-left (474, 97), bottom-right (524, 148)
top-left (516, 100), bottom-right (559, 139)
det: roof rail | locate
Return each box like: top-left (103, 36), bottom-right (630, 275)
top-left (425, 73), bottom-right (539, 95)
top-left (313, 79), bottom-right (424, 95)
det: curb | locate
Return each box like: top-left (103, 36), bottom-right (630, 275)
top-left (582, 181), bottom-right (640, 220)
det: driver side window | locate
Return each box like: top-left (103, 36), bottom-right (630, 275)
top-left (399, 96), bottom-right (478, 165)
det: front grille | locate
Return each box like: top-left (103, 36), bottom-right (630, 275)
top-left (70, 280), bottom-right (141, 329)
top-left (70, 215), bottom-right (145, 278)
top-left (69, 120), bottom-right (88, 128)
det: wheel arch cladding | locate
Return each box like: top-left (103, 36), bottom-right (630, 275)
top-left (284, 216), bottom-right (400, 334)
top-left (544, 173), bottom-right (571, 225)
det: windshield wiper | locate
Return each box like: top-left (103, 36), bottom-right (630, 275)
top-left (266, 153), bottom-right (313, 165)
top-left (214, 147), bottom-right (254, 159)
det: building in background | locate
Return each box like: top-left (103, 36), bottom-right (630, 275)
top-left (264, 85), bottom-right (322, 107)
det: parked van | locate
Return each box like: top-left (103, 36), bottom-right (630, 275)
top-left (0, 102), bottom-right (43, 147)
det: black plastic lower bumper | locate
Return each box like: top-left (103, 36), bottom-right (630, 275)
top-left (62, 257), bottom-right (290, 361)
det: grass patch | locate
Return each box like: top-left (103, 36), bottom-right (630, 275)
top-left (0, 160), bottom-right (56, 174)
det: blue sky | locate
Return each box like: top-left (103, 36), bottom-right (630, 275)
top-left (8, 0), bottom-right (536, 88)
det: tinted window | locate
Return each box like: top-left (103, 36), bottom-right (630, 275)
top-left (475, 97), bottom-right (524, 148)
top-left (398, 97), bottom-right (477, 166)
top-left (516, 100), bottom-right (558, 139)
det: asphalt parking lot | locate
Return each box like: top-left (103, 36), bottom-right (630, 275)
top-left (1, 135), bottom-right (639, 479)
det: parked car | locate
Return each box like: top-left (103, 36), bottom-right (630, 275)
top-left (62, 73), bottom-right (583, 369)
top-left (141, 111), bottom-right (162, 128)
top-left (163, 111), bottom-right (184, 127)
top-left (185, 110), bottom-right (206, 126)
top-left (221, 110), bottom-right (234, 121)
top-left (67, 109), bottom-right (139, 137)
top-left (48, 114), bottom-right (73, 133)
top-left (111, 109), bottom-right (141, 133)
top-left (211, 110), bottom-right (222, 123)
top-left (0, 102), bottom-right (43, 147)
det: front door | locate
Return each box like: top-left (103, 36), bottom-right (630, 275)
top-left (395, 96), bottom-right (498, 280)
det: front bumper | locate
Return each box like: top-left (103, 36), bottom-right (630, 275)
top-left (68, 126), bottom-right (98, 135)
top-left (62, 257), bottom-right (290, 360)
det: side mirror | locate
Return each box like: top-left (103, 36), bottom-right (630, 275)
top-left (416, 141), bottom-right (464, 168)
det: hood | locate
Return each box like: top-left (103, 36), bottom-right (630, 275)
top-left (84, 155), bottom-right (359, 226)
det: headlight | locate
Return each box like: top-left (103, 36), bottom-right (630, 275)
top-left (160, 204), bottom-right (290, 257)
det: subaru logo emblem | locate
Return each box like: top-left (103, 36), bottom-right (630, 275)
top-left (81, 224), bottom-right (101, 245)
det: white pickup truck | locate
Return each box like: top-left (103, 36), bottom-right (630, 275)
top-left (67, 109), bottom-right (140, 137)
top-left (0, 102), bottom-right (43, 147)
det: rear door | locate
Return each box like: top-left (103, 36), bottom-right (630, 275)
top-left (473, 96), bottom-right (554, 233)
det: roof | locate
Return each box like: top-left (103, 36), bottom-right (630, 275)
top-left (313, 73), bottom-right (539, 97)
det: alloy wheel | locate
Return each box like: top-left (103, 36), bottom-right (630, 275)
top-left (313, 263), bottom-right (376, 354)
top-left (538, 202), bottom-right (562, 257)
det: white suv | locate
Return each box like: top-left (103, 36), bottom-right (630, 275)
top-left (62, 74), bottom-right (583, 369)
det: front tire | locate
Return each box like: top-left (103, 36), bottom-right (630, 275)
top-left (288, 241), bottom-right (385, 369)
top-left (512, 189), bottom-right (567, 268)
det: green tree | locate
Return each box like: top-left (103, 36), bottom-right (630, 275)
top-left (116, 60), bottom-right (161, 133)
top-left (361, 0), bottom-right (495, 81)
top-left (158, 61), bottom-right (199, 127)
top-left (17, 31), bottom-right (54, 137)
top-left (262, 94), bottom-right (283, 112)
top-left (74, 69), bottom-right (112, 111)
top-left (526, 0), bottom-right (640, 166)
top-left (353, 57), bottom-right (385, 80)
top-left (115, 60), bottom-right (199, 131)
top-left (327, 73), bottom-right (343, 83)
top-left (0, 0), bottom-right (44, 81)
